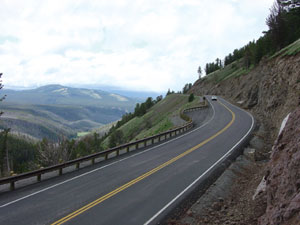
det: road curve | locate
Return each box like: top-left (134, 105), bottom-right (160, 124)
top-left (0, 97), bottom-right (254, 225)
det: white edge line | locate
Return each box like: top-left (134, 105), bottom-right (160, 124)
top-left (0, 100), bottom-right (216, 208)
top-left (143, 98), bottom-right (254, 225)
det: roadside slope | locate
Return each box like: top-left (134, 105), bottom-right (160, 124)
top-left (101, 94), bottom-right (203, 148)
top-left (178, 39), bottom-right (300, 224)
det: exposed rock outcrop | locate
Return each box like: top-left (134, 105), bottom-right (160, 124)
top-left (190, 54), bottom-right (300, 148)
top-left (258, 108), bottom-right (300, 225)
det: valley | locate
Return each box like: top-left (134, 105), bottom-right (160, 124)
top-left (0, 85), bottom-right (138, 141)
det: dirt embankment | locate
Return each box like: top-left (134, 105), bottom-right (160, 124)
top-left (174, 54), bottom-right (300, 224)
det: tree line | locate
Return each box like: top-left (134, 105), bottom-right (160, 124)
top-left (202, 0), bottom-right (300, 75)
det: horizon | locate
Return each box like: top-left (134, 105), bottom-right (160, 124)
top-left (2, 83), bottom-right (163, 99)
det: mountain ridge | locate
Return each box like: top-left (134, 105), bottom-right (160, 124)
top-left (0, 85), bottom-right (139, 141)
top-left (2, 84), bottom-right (137, 110)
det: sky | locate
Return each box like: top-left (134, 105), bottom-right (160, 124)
top-left (0, 0), bottom-right (274, 93)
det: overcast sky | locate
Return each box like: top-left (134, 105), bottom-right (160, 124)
top-left (0, 0), bottom-right (274, 93)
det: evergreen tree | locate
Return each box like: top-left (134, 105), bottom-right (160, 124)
top-left (145, 97), bottom-right (154, 109)
top-left (109, 130), bottom-right (124, 148)
top-left (188, 93), bottom-right (195, 102)
top-left (155, 95), bottom-right (163, 103)
top-left (0, 129), bottom-right (10, 176)
top-left (182, 83), bottom-right (192, 94)
top-left (266, 0), bottom-right (286, 50)
top-left (197, 66), bottom-right (202, 78)
top-left (0, 73), bottom-right (10, 176)
top-left (166, 89), bottom-right (171, 96)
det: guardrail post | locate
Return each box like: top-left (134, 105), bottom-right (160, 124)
top-left (76, 163), bottom-right (80, 169)
top-left (37, 174), bottom-right (41, 182)
top-left (59, 168), bottom-right (63, 176)
top-left (9, 181), bottom-right (15, 190)
top-left (116, 150), bottom-right (120, 156)
top-left (126, 146), bottom-right (130, 153)
top-left (105, 153), bottom-right (108, 160)
top-left (158, 135), bottom-right (161, 142)
top-left (136, 143), bottom-right (139, 150)
top-left (91, 158), bottom-right (95, 165)
top-left (10, 181), bottom-right (15, 191)
top-left (151, 138), bottom-right (154, 144)
top-left (144, 140), bottom-right (147, 147)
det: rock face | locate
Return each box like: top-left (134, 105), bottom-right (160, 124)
top-left (190, 54), bottom-right (300, 145)
top-left (258, 108), bottom-right (300, 225)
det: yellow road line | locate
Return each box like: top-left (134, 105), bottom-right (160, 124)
top-left (51, 101), bottom-right (235, 225)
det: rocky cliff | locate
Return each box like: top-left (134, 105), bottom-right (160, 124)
top-left (258, 108), bottom-right (300, 225)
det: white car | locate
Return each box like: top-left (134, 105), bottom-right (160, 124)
top-left (211, 96), bottom-right (218, 101)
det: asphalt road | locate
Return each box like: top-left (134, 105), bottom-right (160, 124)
top-left (0, 97), bottom-right (254, 225)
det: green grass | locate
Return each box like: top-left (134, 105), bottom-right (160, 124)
top-left (271, 38), bottom-right (300, 58)
top-left (134, 116), bottom-right (173, 140)
top-left (201, 39), bottom-right (300, 85)
top-left (101, 94), bottom-right (202, 148)
top-left (204, 59), bottom-right (252, 84)
top-left (77, 132), bottom-right (90, 137)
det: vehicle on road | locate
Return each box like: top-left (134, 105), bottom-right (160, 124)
top-left (211, 96), bottom-right (218, 101)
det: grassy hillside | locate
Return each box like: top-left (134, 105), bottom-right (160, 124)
top-left (2, 84), bottom-right (137, 110)
top-left (203, 59), bottom-right (254, 84)
top-left (271, 38), bottom-right (300, 58)
top-left (101, 94), bottom-right (202, 148)
top-left (200, 38), bottom-right (300, 85)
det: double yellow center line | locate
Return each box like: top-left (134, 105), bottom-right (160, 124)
top-left (51, 101), bottom-right (235, 225)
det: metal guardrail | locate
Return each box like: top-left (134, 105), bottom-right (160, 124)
top-left (0, 101), bottom-right (208, 191)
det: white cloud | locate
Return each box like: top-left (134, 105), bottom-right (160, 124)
top-left (0, 0), bottom-right (274, 92)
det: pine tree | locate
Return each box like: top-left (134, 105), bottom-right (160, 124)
top-left (197, 66), bottom-right (202, 78)
top-left (188, 93), bottom-right (195, 102)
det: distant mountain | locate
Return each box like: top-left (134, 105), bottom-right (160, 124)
top-left (2, 84), bottom-right (137, 110)
top-left (69, 84), bottom-right (163, 100)
top-left (0, 85), bottom-right (139, 140)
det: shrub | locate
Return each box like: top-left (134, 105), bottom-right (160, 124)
top-left (188, 93), bottom-right (195, 102)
